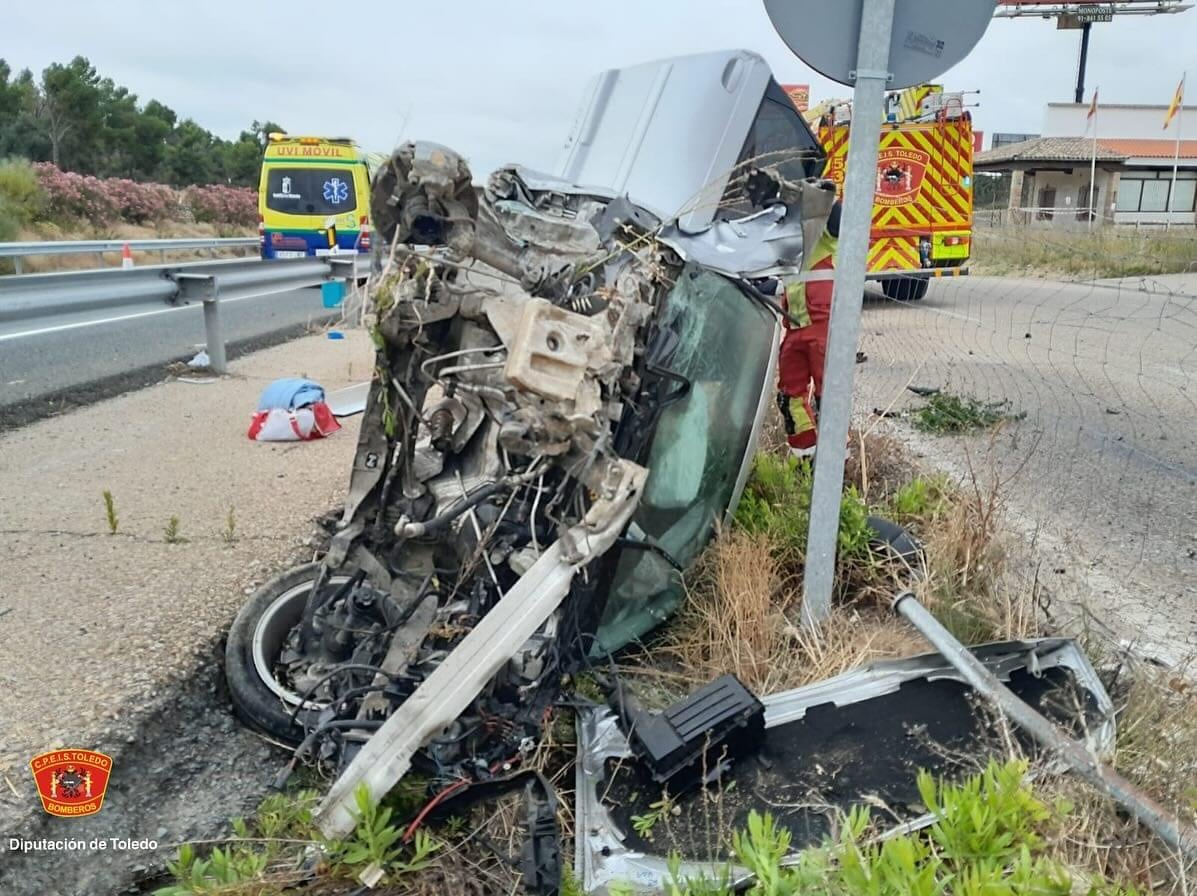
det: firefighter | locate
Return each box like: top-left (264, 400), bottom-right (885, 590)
top-left (777, 199), bottom-right (841, 459)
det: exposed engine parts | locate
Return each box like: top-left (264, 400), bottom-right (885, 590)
top-left (224, 135), bottom-right (837, 890)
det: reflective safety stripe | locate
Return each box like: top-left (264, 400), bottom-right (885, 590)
top-left (788, 396), bottom-right (815, 436)
top-left (784, 230), bottom-right (837, 329)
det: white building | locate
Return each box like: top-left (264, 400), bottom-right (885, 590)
top-left (976, 102), bottom-right (1197, 226)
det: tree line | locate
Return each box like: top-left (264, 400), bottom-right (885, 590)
top-left (0, 56), bottom-right (283, 187)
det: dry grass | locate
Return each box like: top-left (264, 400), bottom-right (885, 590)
top-left (844, 429), bottom-right (918, 507)
top-left (972, 225), bottom-right (1197, 280)
top-left (1035, 654), bottom-right (1197, 894)
top-left (915, 466), bottom-right (1040, 645)
top-left (643, 530), bottom-right (925, 696)
top-left (630, 429), bottom-right (1043, 705)
top-left (13, 221), bottom-right (255, 273)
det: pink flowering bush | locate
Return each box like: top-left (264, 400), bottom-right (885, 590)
top-left (33, 164), bottom-right (256, 228)
top-left (35, 163), bottom-right (121, 224)
top-left (183, 184), bottom-right (257, 227)
top-left (104, 177), bottom-right (178, 223)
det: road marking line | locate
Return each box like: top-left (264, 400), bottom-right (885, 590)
top-left (0, 288), bottom-right (315, 343)
top-left (0, 304), bottom-right (191, 342)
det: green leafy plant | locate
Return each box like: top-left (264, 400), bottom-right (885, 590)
top-left (102, 489), bottom-right (118, 535)
top-left (164, 514), bottom-right (186, 544)
top-left (253, 789), bottom-right (318, 840)
top-left (222, 505), bottom-right (237, 544)
top-left (733, 453), bottom-right (873, 562)
top-left (631, 791), bottom-right (676, 841)
top-left (658, 760), bottom-right (1141, 896)
top-left (156, 842), bottom-right (268, 895)
top-left (889, 475), bottom-right (949, 520)
top-left (325, 783), bottom-right (439, 877)
top-left (912, 392), bottom-right (1024, 434)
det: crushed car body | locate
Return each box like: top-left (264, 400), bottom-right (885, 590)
top-left (220, 48), bottom-right (835, 841)
top-left (218, 47), bottom-right (1126, 895)
top-left (575, 638), bottom-right (1116, 895)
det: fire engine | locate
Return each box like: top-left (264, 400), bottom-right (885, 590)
top-left (801, 85), bottom-right (975, 301)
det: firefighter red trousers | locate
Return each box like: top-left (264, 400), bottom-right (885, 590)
top-left (777, 321), bottom-right (829, 454)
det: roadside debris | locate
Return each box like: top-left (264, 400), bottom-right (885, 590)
top-left (325, 381), bottom-right (371, 418)
top-left (247, 376), bottom-right (341, 442)
top-left (910, 390), bottom-right (1024, 434)
top-left (895, 591), bottom-right (1197, 863)
top-left (576, 634), bottom-right (1116, 892)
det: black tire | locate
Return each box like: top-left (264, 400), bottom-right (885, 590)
top-left (881, 276), bottom-right (930, 302)
top-left (866, 515), bottom-right (926, 579)
top-left (224, 562), bottom-right (353, 743)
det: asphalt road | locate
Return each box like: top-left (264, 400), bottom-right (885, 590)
top-left (856, 273), bottom-right (1197, 662)
top-left (0, 285), bottom-right (337, 414)
top-left (0, 333), bottom-right (369, 896)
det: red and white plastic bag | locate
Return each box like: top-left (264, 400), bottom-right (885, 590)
top-left (247, 401), bottom-right (341, 441)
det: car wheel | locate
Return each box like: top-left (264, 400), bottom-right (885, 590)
top-left (224, 562), bottom-right (353, 743)
top-left (882, 276), bottom-right (929, 302)
top-left (866, 515), bottom-right (925, 578)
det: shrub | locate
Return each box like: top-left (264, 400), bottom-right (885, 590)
top-left (104, 176), bottom-right (178, 224)
top-left (664, 760), bottom-right (1139, 895)
top-left (34, 162), bottom-right (120, 225)
top-left (183, 183), bottom-right (257, 227)
top-left (733, 452), bottom-right (873, 563)
top-left (0, 157), bottom-right (46, 241)
top-left (32, 162), bottom-right (254, 228)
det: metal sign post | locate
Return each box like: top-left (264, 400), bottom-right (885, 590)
top-left (764, 0), bottom-right (995, 627)
top-left (799, 0), bottom-right (896, 626)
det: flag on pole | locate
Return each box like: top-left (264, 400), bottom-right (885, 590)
top-left (1164, 77), bottom-right (1185, 130)
top-left (1087, 88), bottom-right (1099, 122)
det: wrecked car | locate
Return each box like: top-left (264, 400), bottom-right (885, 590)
top-left (223, 48), bottom-right (829, 767)
top-left (218, 48), bottom-right (1129, 894)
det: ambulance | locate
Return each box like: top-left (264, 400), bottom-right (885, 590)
top-left (805, 85), bottom-right (975, 301)
top-left (258, 134), bottom-right (373, 259)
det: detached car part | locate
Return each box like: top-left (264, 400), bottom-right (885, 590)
top-left (895, 592), bottom-right (1197, 863)
top-left (618, 674), bottom-right (764, 787)
top-left (575, 638), bottom-right (1115, 895)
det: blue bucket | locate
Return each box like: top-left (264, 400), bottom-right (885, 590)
top-left (321, 281), bottom-right (345, 308)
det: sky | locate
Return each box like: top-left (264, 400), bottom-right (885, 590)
top-left (3, 0), bottom-right (1195, 175)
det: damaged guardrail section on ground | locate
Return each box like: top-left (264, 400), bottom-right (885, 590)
top-left (0, 256), bottom-right (357, 372)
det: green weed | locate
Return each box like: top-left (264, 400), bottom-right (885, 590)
top-left (660, 760), bottom-right (1141, 895)
top-left (102, 489), bottom-right (118, 535)
top-left (156, 842), bottom-right (267, 895)
top-left (223, 505), bottom-right (237, 544)
top-left (325, 783), bottom-right (439, 876)
top-left (888, 475), bottom-right (949, 520)
top-left (164, 515), bottom-right (186, 544)
top-left (912, 392), bottom-right (1024, 435)
top-left (155, 790), bottom-right (319, 895)
top-left (733, 453), bottom-right (873, 563)
top-left (631, 791), bottom-right (676, 842)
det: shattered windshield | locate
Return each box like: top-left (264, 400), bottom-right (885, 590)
top-left (596, 266), bottom-right (775, 651)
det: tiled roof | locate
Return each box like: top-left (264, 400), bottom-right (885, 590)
top-left (1098, 139), bottom-right (1197, 159)
top-left (976, 137), bottom-right (1127, 166)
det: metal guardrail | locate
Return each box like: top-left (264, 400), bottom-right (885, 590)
top-left (0, 237), bottom-right (258, 273)
top-left (0, 256), bottom-right (359, 373)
